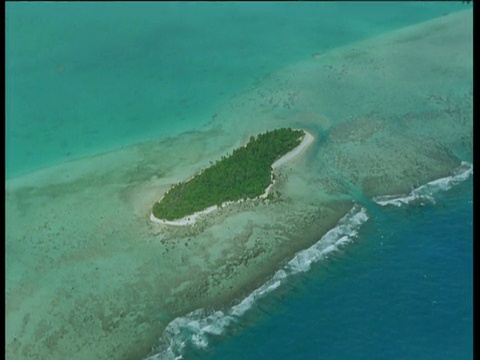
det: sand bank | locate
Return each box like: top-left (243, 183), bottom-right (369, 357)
top-left (150, 130), bottom-right (314, 226)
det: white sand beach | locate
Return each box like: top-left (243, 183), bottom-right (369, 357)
top-left (150, 204), bottom-right (218, 226)
top-left (272, 130), bottom-right (315, 169)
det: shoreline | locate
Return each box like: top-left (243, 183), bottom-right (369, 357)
top-left (150, 130), bottom-right (315, 226)
top-left (272, 130), bottom-right (314, 169)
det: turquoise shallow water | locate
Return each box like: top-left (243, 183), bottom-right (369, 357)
top-left (5, 1), bottom-right (467, 178)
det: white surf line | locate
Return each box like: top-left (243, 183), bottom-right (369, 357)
top-left (373, 161), bottom-right (473, 207)
top-left (150, 130), bottom-right (315, 226)
top-left (145, 205), bottom-right (369, 360)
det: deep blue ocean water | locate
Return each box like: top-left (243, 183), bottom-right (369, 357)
top-left (183, 177), bottom-right (473, 360)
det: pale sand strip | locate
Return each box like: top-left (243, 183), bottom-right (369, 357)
top-left (272, 130), bottom-right (314, 169)
top-left (150, 205), bottom-right (218, 226)
top-left (151, 130), bottom-right (315, 226)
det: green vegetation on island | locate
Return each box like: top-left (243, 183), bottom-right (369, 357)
top-left (152, 128), bottom-right (305, 221)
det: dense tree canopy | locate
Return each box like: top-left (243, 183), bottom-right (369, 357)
top-left (152, 128), bottom-right (304, 221)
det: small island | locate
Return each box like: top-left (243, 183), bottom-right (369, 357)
top-left (151, 128), bottom-right (314, 225)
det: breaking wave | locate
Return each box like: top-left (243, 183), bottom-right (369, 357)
top-left (144, 162), bottom-right (472, 360)
top-left (373, 161), bottom-right (473, 207)
top-left (145, 205), bottom-right (369, 360)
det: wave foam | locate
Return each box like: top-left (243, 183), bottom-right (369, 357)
top-left (373, 161), bottom-right (473, 207)
top-left (145, 204), bottom-right (369, 360)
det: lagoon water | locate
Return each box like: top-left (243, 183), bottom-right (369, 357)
top-left (6, 3), bottom-right (472, 360)
top-left (5, 1), bottom-right (469, 179)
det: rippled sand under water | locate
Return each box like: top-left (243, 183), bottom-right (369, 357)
top-left (5, 10), bottom-right (472, 360)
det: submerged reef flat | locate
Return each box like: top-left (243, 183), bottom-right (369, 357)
top-left (5, 10), bottom-right (472, 360)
